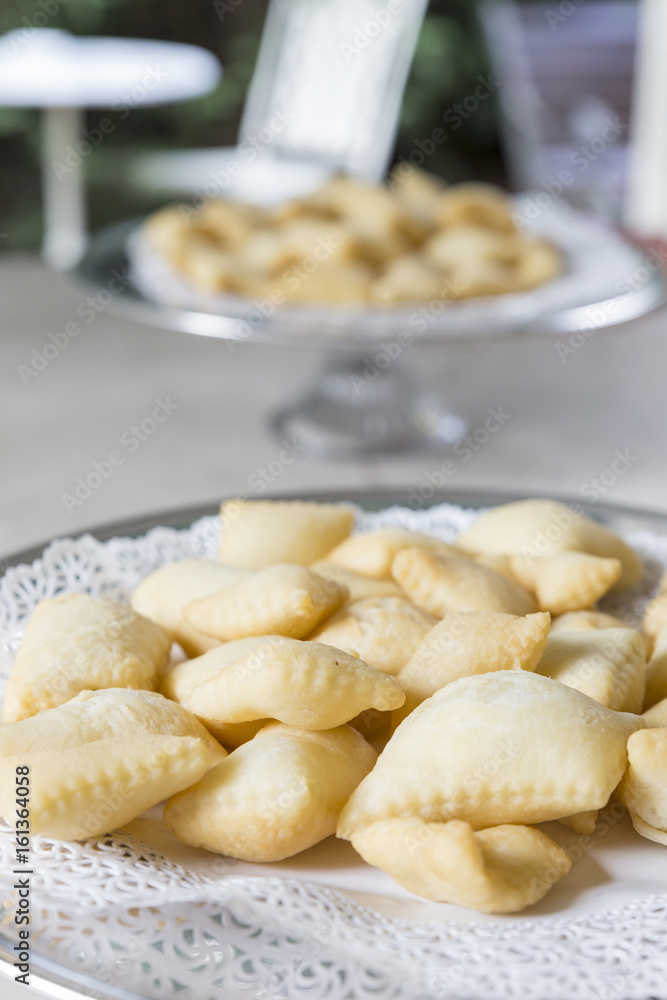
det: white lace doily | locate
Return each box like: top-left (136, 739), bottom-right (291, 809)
top-left (2, 501), bottom-right (667, 1000)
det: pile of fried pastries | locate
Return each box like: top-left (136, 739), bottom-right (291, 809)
top-left (3, 498), bottom-right (667, 915)
top-left (143, 171), bottom-right (561, 305)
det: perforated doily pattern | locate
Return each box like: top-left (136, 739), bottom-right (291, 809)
top-left (2, 502), bottom-right (667, 1000)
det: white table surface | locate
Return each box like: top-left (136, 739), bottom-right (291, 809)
top-left (2, 978), bottom-right (55, 1000)
top-left (1, 254), bottom-right (667, 998)
top-left (1, 254), bottom-right (666, 562)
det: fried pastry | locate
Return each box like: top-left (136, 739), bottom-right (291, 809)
top-left (0, 687), bottom-right (225, 767)
top-left (423, 225), bottom-right (520, 272)
top-left (534, 628), bottom-right (646, 713)
top-left (0, 734), bottom-right (210, 840)
top-left (368, 254), bottom-right (444, 303)
top-left (164, 722), bottom-right (377, 861)
top-left (178, 243), bottom-right (242, 292)
top-left (144, 177), bottom-right (562, 305)
top-left (161, 637), bottom-right (272, 746)
top-left (392, 546), bottom-right (536, 617)
top-left (170, 636), bottom-right (405, 734)
top-left (456, 499), bottom-right (642, 588)
top-left (348, 818), bottom-right (571, 913)
top-left (393, 611), bottom-right (550, 724)
top-left (184, 564), bottom-right (347, 641)
top-left (143, 205), bottom-right (192, 266)
top-left (325, 528), bottom-right (460, 580)
top-left (642, 696), bottom-right (667, 727)
top-left (309, 561), bottom-right (403, 601)
top-left (617, 728), bottom-right (667, 845)
top-left (470, 552), bottom-right (519, 581)
top-left (218, 500), bottom-right (354, 568)
top-left (551, 609), bottom-right (651, 657)
top-left (511, 551), bottom-right (622, 615)
top-left (446, 258), bottom-right (516, 299)
top-left (644, 628), bottom-right (667, 710)
top-left (511, 238), bottom-right (561, 291)
top-left (305, 175), bottom-right (404, 246)
top-left (558, 810), bottom-right (599, 835)
top-left (161, 636), bottom-right (270, 702)
top-left (197, 198), bottom-right (262, 248)
top-left (434, 183), bottom-right (517, 233)
top-left (2, 595), bottom-right (171, 723)
top-left (644, 578), bottom-right (667, 639)
top-left (131, 558), bottom-right (253, 656)
top-left (389, 166), bottom-right (444, 224)
top-left (338, 671), bottom-right (643, 837)
top-left (310, 596), bottom-right (437, 675)
top-left (550, 610), bottom-right (635, 633)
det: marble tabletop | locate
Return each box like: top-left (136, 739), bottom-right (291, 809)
top-left (1, 254), bottom-right (666, 563)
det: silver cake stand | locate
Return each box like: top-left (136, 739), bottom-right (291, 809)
top-left (76, 203), bottom-right (667, 459)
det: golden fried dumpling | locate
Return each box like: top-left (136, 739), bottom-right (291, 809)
top-left (2, 595), bottom-right (171, 723)
top-left (142, 205), bottom-right (193, 266)
top-left (145, 177), bottom-right (561, 305)
top-left (232, 227), bottom-right (286, 273)
top-left (644, 578), bottom-right (667, 640)
top-left (168, 637), bottom-right (405, 735)
top-left (305, 175), bottom-right (404, 246)
top-left (511, 551), bottom-right (622, 615)
top-left (644, 628), bottom-right (667, 710)
top-left (165, 722), bottom-right (377, 861)
top-left (274, 261), bottom-right (373, 304)
top-left (197, 198), bottom-right (262, 248)
top-left (218, 500), bottom-right (354, 568)
top-left (131, 559), bottom-right (253, 657)
top-left (161, 636), bottom-right (269, 703)
top-left (325, 528), bottom-right (459, 580)
top-left (642, 696), bottom-right (667, 727)
top-left (0, 734), bottom-right (210, 840)
top-left (369, 254), bottom-right (444, 303)
top-left (392, 547), bottom-right (536, 618)
top-left (389, 166), bottom-right (444, 224)
top-left (551, 609), bottom-right (651, 657)
top-left (161, 637), bottom-right (272, 747)
top-left (470, 552), bottom-right (519, 581)
top-left (511, 238), bottom-right (562, 291)
top-left (456, 499), bottom-right (642, 588)
top-left (0, 687), bottom-right (225, 767)
top-left (178, 243), bottom-right (242, 292)
top-left (617, 728), bottom-right (667, 845)
top-left (348, 818), bottom-right (571, 914)
top-left (338, 671), bottom-right (643, 837)
top-left (434, 183), bottom-right (517, 233)
top-left (423, 225), bottom-right (519, 273)
top-left (184, 564), bottom-right (347, 641)
top-left (394, 611), bottom-right (550, 724)
top-left (310, 597), bottom-right (437, 676)
top-left (550, 610), bottom-right (635, 634)
top-left (534, 628), bottom-right (646, 713)
top-left (558, 810), bottom-right (599, 835)
top-left (446, 258), bottom-right (517, 299)
top-left (309, 561), bottom-right (403, 602)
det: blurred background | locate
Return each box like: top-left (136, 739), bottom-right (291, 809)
top-left (0, 0), bottom-right (502, 251)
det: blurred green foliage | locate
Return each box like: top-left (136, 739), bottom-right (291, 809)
top-left (0, 0), bottom-right (502, 252)
top-left (399, 1), bottom-right (501, 181)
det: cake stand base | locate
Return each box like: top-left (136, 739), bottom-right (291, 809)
top-left (271, 352), bottom-right (466, 459)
